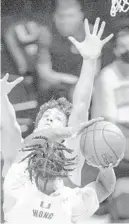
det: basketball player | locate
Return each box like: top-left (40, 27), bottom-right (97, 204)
top-left (2, 17), bottom-right (117, 223)
top-left (3, 133), bottom-right (116, 224)
top-left (1, 17), bottom-right (113, 179)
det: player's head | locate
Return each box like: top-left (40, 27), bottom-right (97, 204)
top-left (114, 27), bottom-right (129, 64)
top-left (21, 137), bottom-right (76, 195)
top-left (35, 97), bottom-right (72, 131)
top-left (53, 0), bottom-right (84, 36)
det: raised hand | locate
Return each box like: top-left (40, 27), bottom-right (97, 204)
top-left (68, 17), bottom-right (114, 60)
top-left (1, 73), bottom-right (24, 95)
top-left (71, 117), bottom-right (104, 137)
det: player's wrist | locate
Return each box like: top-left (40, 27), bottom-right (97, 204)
top-left (68, 127), bottom-right (77, 137)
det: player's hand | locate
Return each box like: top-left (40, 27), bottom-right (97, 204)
top-left (68, 17), bottom-right (114, 60)
top-left (98, 152), bottom-right (124, 170)
top-left (70, 117), bottom-right (104, 138)
top-left (0, 73), bottom-right (24, 95)
top-left (24, 117), bottom-right (104, 146)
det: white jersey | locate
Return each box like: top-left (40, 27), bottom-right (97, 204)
top-left (4, 162), bottom-right (99, 224)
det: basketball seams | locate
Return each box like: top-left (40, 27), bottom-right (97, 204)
top-left (85, 129), bottom-right (124, 141)
top-left (102, 123), bottom-right (118, 161)
top-left (93, 121), bottom-right (103, 166)
top-left (81, 121), bottom-right (124, 167)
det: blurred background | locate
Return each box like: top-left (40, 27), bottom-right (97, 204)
top-left (1, 0), bottom-right (129, 223)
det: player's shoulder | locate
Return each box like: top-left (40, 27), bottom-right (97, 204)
top-left (81, 186), bottom-right (98, 200)
top-left (72, 186), bottom-right (99, 207)
top-left (74, 185), bottom-right (97, 198)
top-left (4, 160), bottom-right (28, 184)
top-left (71, 186), bottom-right (99, 222)
top-left (80, 185), bottom-right (99, 211)
top-left (4, 160), bottom-right (30, 201)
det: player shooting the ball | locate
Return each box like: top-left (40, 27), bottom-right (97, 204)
top-left (1, 17), bottom-right (125, 223)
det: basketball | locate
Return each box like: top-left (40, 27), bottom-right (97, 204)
top-left (80, 121), bottom-right (126, 167)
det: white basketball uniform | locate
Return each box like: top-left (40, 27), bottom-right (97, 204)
top-left (4, 161), bottom-right (99, 224)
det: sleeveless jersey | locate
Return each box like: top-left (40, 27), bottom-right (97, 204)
top-left (4, 161), bottom-right (99, 224)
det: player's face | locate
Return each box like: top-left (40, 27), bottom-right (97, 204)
top-left (37, 108), bottom-right (67, 130)
top-left (54, 7), bottom-right (83, 36)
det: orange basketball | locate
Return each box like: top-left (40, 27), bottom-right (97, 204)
top-left (80, 121), bottom-right (126, 167)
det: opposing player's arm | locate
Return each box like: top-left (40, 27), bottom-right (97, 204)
top-left (24, 118), bottom-right (103, 147)
top-left (68, 18), bottom-right (114, 127)
top-left (69, 59), bottom-right (97, 126)
top-left (87, 167), bottom-right (116, 203)
top-left (1, 74), bottom-right (23, 176)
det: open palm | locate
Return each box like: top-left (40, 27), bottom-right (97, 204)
top-left (68, 17), bottom-right (114, 60)
top-left (1, 73), bottom-right (24, 95)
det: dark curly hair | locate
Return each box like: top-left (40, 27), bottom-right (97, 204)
top-left (20, 136), bottom-right (77, 192)
top-left (35, 97), bottom-right (72, 129)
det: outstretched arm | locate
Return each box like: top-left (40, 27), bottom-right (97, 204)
top-left (23, 117), bottom-right (103, 148)
top-left (68, 18), bottom-right (113, 127)
top-left (1, 74), bottom-right (23, 176)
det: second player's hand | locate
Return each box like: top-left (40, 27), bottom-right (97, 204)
top-left (69, 117), bottom-right (104, 138)
top-left (98, 153), bottom-right (124, 170)
top-left (68, 17), bottom-right (114, 60)
top-left (1, 73), bottom-right (24, 95)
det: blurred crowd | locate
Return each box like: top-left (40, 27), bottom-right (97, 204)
top-left (1, 0), bottom-right (129, 223)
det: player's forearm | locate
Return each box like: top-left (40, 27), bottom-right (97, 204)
top-left (73, 59), bottom-right (97, 111)
top-left (93, 168), bottom-right (116, 203)
top-left (91, 75), bottom-right (116, 120)
top-left (1, 93), bottom-right (21, 134)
